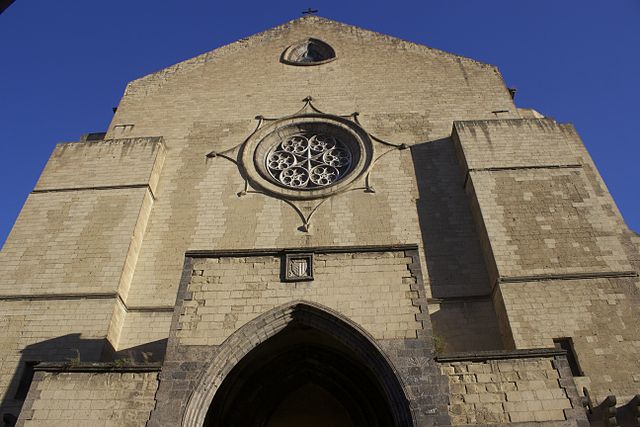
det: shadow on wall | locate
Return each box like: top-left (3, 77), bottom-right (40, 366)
top-left (0, 334), bottom-right (167, 426)
top-left (410, 138), bottom-right (504, 352)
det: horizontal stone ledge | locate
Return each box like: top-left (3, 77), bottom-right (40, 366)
top-left (0, 292), bottom-right (173, 313)
top-left (33, 362), bottom-right (162, 373)
top-left (125, 305), bottom-right (175, 313)
top-left (436, 348), bottom-right (566, 363)
top-left (427, 295), bottom-right (491, 304)
top-left (453, 118), bottom-right (558, 126)
top-left (116, 294), bottom-right (174, 312)
top-left (60, 136), bottom-right (164, 145)
top-left (32, 183), bottom-right (155, 198)
top-left (497, 270), bottom-right (638, 284)
top-left (186, 243), bottom-right (419, 258)
top-left (0, 292), bottom-right (117, 301)
top-left (468, 163), bottom-right (582, 173)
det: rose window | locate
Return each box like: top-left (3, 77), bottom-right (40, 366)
top-left (265, 133), bottom-right (353, 189)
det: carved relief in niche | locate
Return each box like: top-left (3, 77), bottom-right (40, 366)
top-left (283, 253), bottom-right (314, 282)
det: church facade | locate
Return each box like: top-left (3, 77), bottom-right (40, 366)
top-left (1, 16), bottom-right (639, 427)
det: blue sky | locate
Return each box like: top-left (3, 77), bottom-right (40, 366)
top-left (0, 1), bottom-right (638, 246)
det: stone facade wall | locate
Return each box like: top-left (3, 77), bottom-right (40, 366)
top-left (178, 250), bottom-right (421, 345)
top-left (17, 369), bottom-right (159, 427)
top-left (411, 137), bottom-right (502, 351)
top-left (453, 119), bottom-right (633, 284)
top-left (468, 167), bottom-right (631, 279)
top-left (428, 300), bottom-right (503, 352)
top-left (100, 15), bottom-right (517, 325)
top-left (1, 15), bottom-right (638, 425)
top-left (113, 17), bottom-right (516, 142)
top-left (0, 137), bottom-right (165, 419)
top-left (0, 15), bottom-right (518, 419)
top-left (116, 311), bottom-right (172, 353)
top-left (149, 247), bottom-right (452, 426)
top-left (0, 299), bottom-right (113, 418)
top-left (121, 126), bottom-right (425, 309)
top-left (0, 136), bottom-right (164, 296)
top-left (499, 277), bottom-right (640, 403)
top-left (453, 118), bottom-right (640, 403)
top-left (0, 189), bottom-right (148, 295)
top-left (411, 138), bottom-right (492, 300)
top-left (34, 137), bottom-right (165, 193)
top-left (453, 119), bottom-right (580, 171)
top-left (439, 354), bottom-right (586, 425)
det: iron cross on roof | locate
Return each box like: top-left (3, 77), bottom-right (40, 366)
top-left (302, 8), bottom-right (318, 15)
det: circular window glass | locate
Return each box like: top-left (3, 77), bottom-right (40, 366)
top-left (265, 132), bottom-right (353, 189)
top-left (242, 116), bottom-right (372, 200)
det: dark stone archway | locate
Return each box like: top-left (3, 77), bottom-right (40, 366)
top-left (182, 301), bottom-right (415, 427)
top-left (204, 325), bottom-right (396, 426)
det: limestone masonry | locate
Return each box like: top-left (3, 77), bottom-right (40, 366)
top-left (1, 15), bottom-right (638, 427)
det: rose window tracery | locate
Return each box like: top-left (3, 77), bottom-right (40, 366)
top-left (266, 133), bottom-right (353, 189)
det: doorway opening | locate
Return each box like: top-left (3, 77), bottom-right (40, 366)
top-left (204, 324), bottom-right (398, 427)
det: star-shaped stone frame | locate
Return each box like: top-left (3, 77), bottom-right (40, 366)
top-left (206, 97), bottom-right (407, 232)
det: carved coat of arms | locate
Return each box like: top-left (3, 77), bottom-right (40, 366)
top-left (284, 253), bottom-right (313, 281)
top-left (289, 258), bottom-right (309, 278)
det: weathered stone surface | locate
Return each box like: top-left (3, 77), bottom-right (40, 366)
top-left (178, 251), bottom-right (421, 345)
top-left (440, 355), bottom-right (586, 425)
top-left (17, 370), bottom-right (159, 426)
top-left (0, 14), bottom-right (637, 426)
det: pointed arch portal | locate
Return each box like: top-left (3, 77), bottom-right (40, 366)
top-left (182, 301), bottom-right (414, 427)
